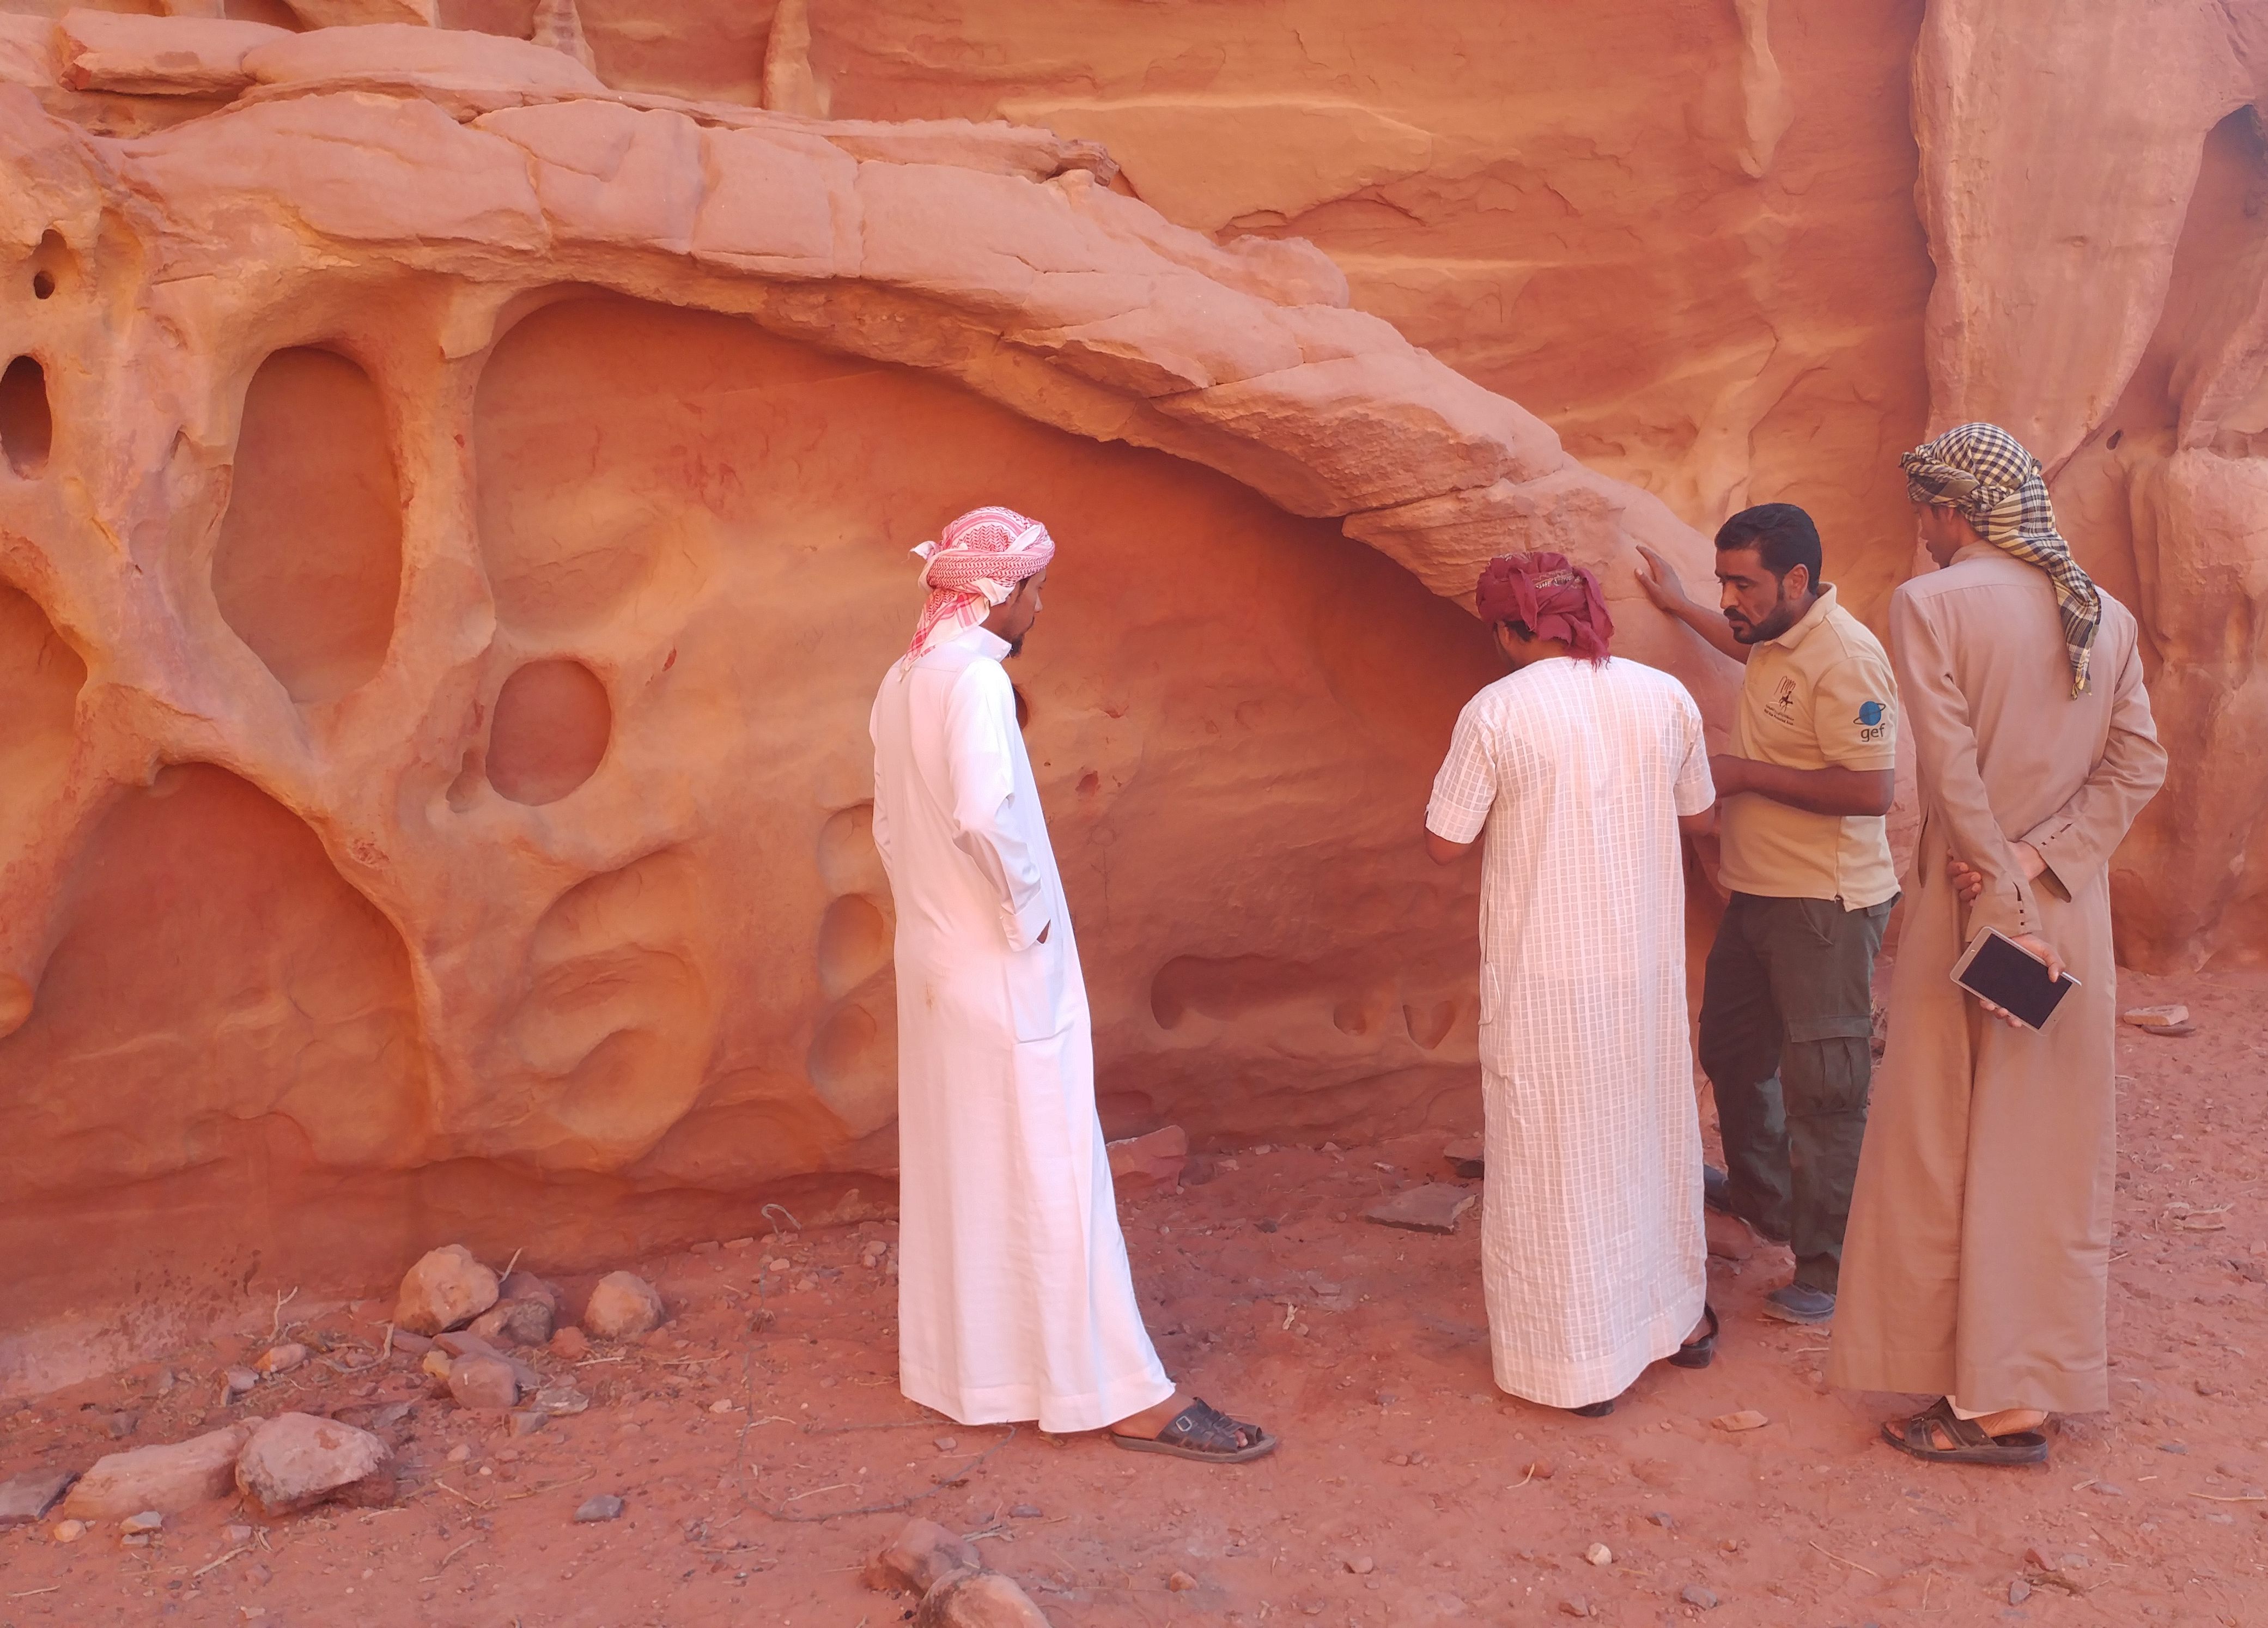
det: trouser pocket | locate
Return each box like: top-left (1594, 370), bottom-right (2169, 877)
top-left (1784, 1016), bottom-right (1875, 1115)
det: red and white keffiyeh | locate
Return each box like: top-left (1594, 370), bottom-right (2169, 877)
top-left (902, 505), bottom-right (1056, 664)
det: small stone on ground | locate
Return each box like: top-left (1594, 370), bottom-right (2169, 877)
top-left (0, 1469), bottom-right (77, 1527)
top-left (1364, 1183), bottom-right (1477, 1234)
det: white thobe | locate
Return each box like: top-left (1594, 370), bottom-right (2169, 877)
top-left (1426, 657), bottom-right (1716, 1409)
top-left (869, 625), bottom-right (1172, 1433)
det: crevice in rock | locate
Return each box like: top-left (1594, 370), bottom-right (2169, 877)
top-left (0, 356), bottom-right (52, 476)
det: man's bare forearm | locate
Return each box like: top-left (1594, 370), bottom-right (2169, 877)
top-left (1713, 756), bottom-right (1894, 816)
top-left (1665, 598), bottom-right (1749, 664)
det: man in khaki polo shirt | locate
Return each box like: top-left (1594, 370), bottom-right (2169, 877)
top-left (1638, 503), bottom-right (1898, 1325)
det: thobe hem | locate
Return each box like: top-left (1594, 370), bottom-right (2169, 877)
top-left (1488, 1296), bottom-right (1702, 1411)
top-left (1826, 1348), bottom-right (2108, 1417)
top-left (902, 1362), bottom-right (1173, 1436)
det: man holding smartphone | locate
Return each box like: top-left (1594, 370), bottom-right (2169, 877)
top-left (1827, 424), bottom-right (2165, 1466)
top-left (1637, 505), bottom-right (1899, 1328)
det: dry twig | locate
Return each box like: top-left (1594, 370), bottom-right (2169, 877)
top-left (192, 1545), bottom-right (254, 1578)
top-left (1808, 1541), bottom-right (1881, 1579)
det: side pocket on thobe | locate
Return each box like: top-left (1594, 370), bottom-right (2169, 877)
top-left (1004, 939), bottom-right (1071, 1042)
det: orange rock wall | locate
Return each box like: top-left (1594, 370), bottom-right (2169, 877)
top-left (800, 0), bottom-right (1937, 626)
top-left (0, 1), bottom-right (2257, 1386)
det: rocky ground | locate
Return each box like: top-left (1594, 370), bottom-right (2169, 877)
top-left (1, 963), bottom-right (2263, 1627)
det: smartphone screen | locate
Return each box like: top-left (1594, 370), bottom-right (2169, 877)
top-left (1953, 930), bottom-right (2077, 1030)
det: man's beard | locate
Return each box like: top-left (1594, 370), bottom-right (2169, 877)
top-left (1729, 587), bottom-right (1798, 645)
top-left (1004, 634), bottom-right (1026, 658)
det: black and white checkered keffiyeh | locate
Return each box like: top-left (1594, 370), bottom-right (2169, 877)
top-left (1901, 422), bottom-right (2101, 695)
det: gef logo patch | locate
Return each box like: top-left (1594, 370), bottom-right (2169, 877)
top-left (1856, 699), bottom-right (1888, 742)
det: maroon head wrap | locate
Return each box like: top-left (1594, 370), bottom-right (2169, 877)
top-left (1475, 551), bottom-right (1613, 664)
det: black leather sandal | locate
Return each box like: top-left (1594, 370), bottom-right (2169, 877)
top-left (1110, 1397), bottom-right (1278, 1463)
top-left (1882, 1398), bottom-right (2047, 1466)
top-left (1668, 1303), bottom-right (1719, 1370)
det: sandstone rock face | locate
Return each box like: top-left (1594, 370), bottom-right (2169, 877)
top-left (1910, 0), bottom-right (2268, 969)
top-left (737, 0), bottom-right (1940, 625)
top-left (58, 1426), bottom-right (252, 1521)
top-left (0, 14), bottom-right (1748, 1388)
top-left (0, 3), bottom-right (2247, 1383)
top-left (235, 1412), bottom-right (392, 1515)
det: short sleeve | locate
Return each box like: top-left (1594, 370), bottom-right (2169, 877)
top-left (1426, 701), bottom-right (1497, 843)
top-left (1810, 648), bottom-right (1899, 770)
top-left (1671, 688), bottom-right (1715, 817)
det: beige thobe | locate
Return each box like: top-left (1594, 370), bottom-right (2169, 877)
top-left (1829, 546), bottom-right (2166, 1416)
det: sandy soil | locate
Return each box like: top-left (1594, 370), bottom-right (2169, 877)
top-left (2, 964), bottom-right (2263, 1627)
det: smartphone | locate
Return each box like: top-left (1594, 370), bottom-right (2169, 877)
top-left (1950, 927), bottom-right (2078, 1031)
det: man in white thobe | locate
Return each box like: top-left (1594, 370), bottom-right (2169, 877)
top-left (1425, 551), bottom-right (1720, 1415)
top-left (868, 505), bottom-right (1273, 1462)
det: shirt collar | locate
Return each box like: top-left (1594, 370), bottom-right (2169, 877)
top-left (953, 624), bottom-right (1011, 659)
top-left (1952, 542), bottom-right (1999, 566)
top-left (1765, 583), bottom-right (1838, 651)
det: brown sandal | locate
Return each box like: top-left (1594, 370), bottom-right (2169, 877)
top-left (1882, 1398), bottom-right (2047, 1466)
top-left (1110, 1397), bottom-right (1278, 1463)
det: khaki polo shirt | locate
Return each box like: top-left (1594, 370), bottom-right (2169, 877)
top-left (1717, 585), bottom-right (1899, 908)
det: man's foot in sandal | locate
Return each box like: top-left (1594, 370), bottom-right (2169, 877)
top-left (1109, 1393), bottom-right (1276, 1463)
top-left (1882, 1398), bottom-right (2048, 1466)
top-left (1667, 1303), bottom-right (1719, 1370)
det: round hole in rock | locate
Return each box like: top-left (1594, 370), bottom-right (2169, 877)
top-left (29, 229), bottom-right (72, 302)
top-left (0, 357), bottom-right (52, 477)
top-left (487, 658), bottom-right (612, 806)
top-left (212, 347), bottom-right (402, 702)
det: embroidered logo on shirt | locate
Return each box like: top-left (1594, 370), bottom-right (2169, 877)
top-left (1856, 699), bottom-right (1888, 742)
top-left (1765, 677), bottom-right (1798, 723)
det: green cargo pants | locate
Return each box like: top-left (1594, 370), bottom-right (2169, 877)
top-left (1698, 891), bottom-right (1892, 1295)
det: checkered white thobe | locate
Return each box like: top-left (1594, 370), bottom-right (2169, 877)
top-left (1427, 656), bottom-right (1716, 1408)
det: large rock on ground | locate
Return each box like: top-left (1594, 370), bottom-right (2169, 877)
top-left (235, 1412), bottom-right (392, 1516)
top-left (582, 1272), bottom-right (664, 1339)
top-left (915, 1567), bottom-right (1053, 1628)
top-left (394, 1245), bottom-right (499, 1335)
top-left (58, 1425), bottom-right (251, 1521)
